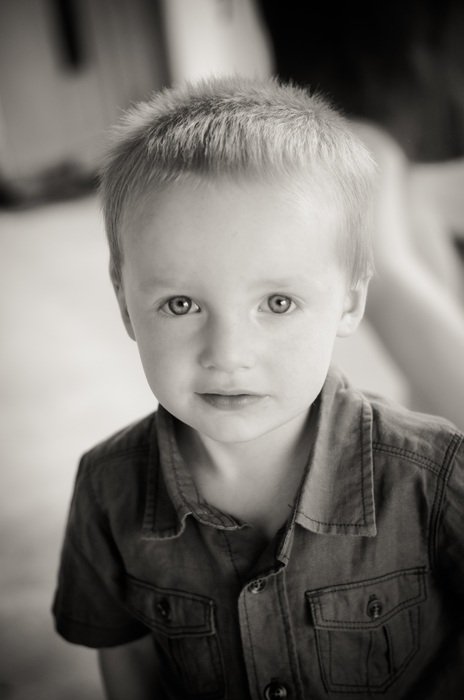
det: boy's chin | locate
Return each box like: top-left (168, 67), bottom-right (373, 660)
top-left (187, 413), bottom-right (305, 447)
top-left (173, 410), bottom-right (269, 445)
top-left (193, 422), bottom-right (270, 446)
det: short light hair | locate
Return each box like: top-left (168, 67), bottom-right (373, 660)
top-left (100, 76), bottom-right (376, 288)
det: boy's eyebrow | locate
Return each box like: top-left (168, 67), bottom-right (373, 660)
top-left (143, 274), bottom-right (309, 285)
top-left (138, 276), bottom-right (181, 291)
top-left (255, 276), bottom-right (309, 288)
top-left (136, 275), bottom-right (312, 295)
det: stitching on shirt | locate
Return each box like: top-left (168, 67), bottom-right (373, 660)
top-left (372, 442), bottom-right (442, 473)
top-left (307, 566), bottom-right (427, 596)
top-left (321, 607), bottom-right (421, 692)
top-left (359, 402), bottom-right (367, 524)
top-left (314, 628), bottom-right (330, 692)
top-left (430, 433), bottom-right (463, 571)
top-left (90, 447), bottom-right (150, 468)
top-left (166, 421), bottom-right (194, 511)
top-left (307, 568), bottom-right (428, 629)
top-left (241, 589), bottom-right (260, 697)
top-left (277, 511), bottom-right (297, 565)
top-left (276, 572), bottom-right (303, 696)
top-left (276, 573), bottom-right (293, 670)
top-left (295, 511), bottom-right (366, 528)
top-left (220, 531), bottom-right (242, 587)
top-left (312, 589), bottom-right (423, 627)
top-left (80, 457), bottom-right (111, 534)
top-left (150, 457), bottom-right (160, 531)
top-left (298, 399), bottom-right (372, 532)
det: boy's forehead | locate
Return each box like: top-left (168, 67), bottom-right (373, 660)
top-left (120, 172), bottom-right (348, 291)
top-left (123, 169), bottom-right (343, 239)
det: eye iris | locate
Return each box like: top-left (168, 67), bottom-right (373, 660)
top-left (168, 297), bottom-right (192, 315)
top-left (268, 295), bottom-right (291, 313)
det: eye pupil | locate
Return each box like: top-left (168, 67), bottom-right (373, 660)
top-left (268, 295), bottom-right (291, 314)
top-left (168, 297), bottom-right (192, 315)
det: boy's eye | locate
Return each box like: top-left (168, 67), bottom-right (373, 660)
top-left (265, 294), bottom-right (296, 314)
top-left (161, 296), bottom-right (200, 316)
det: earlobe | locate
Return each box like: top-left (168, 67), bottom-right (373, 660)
top-left (337, 278), bottom-right (370, 338)
top-left (114, 282), bottom-right (136, 341)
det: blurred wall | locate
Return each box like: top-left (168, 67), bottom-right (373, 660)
top-left (0, 0), bottom-right (167, 186)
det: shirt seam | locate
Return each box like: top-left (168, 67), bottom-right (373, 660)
top-left (430, 433), bottom-right (463, 572)
top-left (220, 531), bottom-right (243, 587)
top-left (313, 591), bottom-right (424, 625)
top-left (373, 442), bottom-right (443, 474)
top-left (359, 401), bottom-right (367, 525)
top-left (81, 454), bottom-right (112, 527)
top-left (306, 565), bottom-right (427, 595)
top-left (84, 446), bottom-right (150, 469)
top-left (294, 511), bottom-right (367, 528)
top-left (277, 571), bottom-right (303, 698)
top-left (241, 589), bottom-right (261, 698)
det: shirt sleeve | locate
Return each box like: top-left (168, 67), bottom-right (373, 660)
top-left (435, 434), bottom-right (464, 610)
top-left (52, 453), bottom-right (150, 648)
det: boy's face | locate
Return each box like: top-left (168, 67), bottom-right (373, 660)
top-left (117, 175), bottom-right (368, 446)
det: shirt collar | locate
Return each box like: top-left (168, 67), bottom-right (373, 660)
top-left (142, 405), bottom-right (242, 539)
top-left (294, 367), bottom-right (376, 538)
top-left (142, 366), bottom-right (376, 540)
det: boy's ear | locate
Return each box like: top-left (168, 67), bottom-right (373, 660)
top-left (114, 281), bottom-right (136, 341)
top-left (337, 277), bottom-right (370, 338)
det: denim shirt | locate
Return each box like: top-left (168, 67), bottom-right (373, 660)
top-left (53, 368), bottom-right (464, 699)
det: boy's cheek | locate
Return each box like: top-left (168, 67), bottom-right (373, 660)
top-left (134, 333), bottom-right (191, 384)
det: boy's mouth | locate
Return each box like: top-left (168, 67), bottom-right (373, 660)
top-left (196, 392), bottom-right (264, 410)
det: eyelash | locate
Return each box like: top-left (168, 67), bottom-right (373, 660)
top-left (160, 294), bottom-right (297, 316)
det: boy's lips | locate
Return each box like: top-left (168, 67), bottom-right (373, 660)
top-left (195, 391), bottom-right (266, 411)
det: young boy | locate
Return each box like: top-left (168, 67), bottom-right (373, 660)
top-left (53, 77), bottom-right (464, 699)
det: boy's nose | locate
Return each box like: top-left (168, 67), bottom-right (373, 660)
top-left (198, 315), bottom-right (257, 373)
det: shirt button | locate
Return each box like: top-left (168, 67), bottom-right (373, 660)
top-left (156, 598), bottom-right (171, 621)
top-left (367, 595), bottom-right (383, 620)
top-left (248, 578), bottom-right (267, 594)
top-left (264, 679), bottom-right (289, 699)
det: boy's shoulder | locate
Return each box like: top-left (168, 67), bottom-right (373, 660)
top-left (362, 386), bottom-right (463, 475)
top-left (85, 411), bottom-right (156, 459)
top-left (325, 367), bottom-right (463, 479)
top-left (78, 411), bottom-right (159, 481)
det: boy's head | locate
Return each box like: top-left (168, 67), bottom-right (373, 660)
top-left (100, 77), bottom-right (377, 446)
top-left (101, 76), bottom-right (376, 291)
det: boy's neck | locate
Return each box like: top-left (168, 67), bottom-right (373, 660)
top-left (178, 409), bottom-right (313, 479)
top-left (175, 408), bottom-right (315, 539)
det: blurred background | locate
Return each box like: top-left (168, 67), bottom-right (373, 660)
top-left (1, 1), bottom-right (463, 698)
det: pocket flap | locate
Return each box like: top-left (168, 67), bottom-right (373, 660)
top-left (126, 576), bottom-right (216, 637)
top-left (306, 567), bottom-right (426, 630)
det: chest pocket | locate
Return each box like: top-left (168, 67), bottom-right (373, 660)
top-left (306, 567), bottom-right (427, 694)
top-left (126, 576), bottom-right (224, 699)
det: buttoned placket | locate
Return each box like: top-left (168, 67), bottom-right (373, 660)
top-left (238, 566), bottom-right (302, 700)
top-left (237, 514), bottom-right (305, 700)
